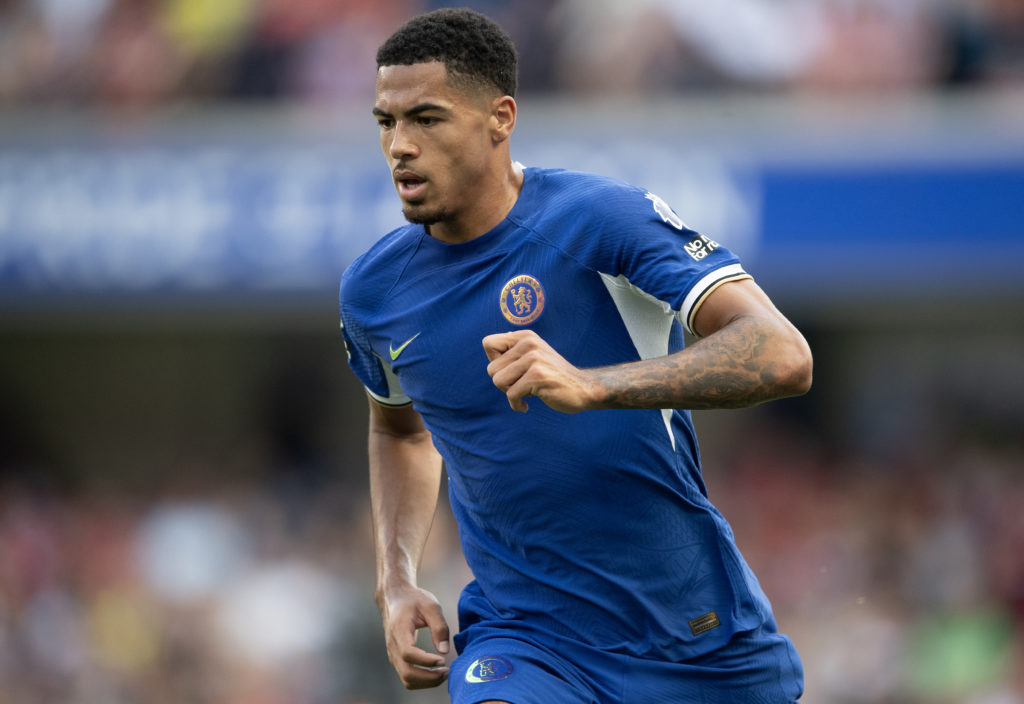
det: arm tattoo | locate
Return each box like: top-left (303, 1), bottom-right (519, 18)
top-left (594, 317), bottom-right (788, 410)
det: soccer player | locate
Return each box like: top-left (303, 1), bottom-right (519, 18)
top-left (339, 8), bottom-right (813, 703)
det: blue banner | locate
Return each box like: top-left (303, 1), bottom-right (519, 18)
top-left (1, 106), bottom-right (1021, 301)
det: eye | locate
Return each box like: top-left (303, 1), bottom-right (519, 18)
top-left (417, 116), bottom-right (439, 127)
top-left (376, 117), bottom-right (394, 129)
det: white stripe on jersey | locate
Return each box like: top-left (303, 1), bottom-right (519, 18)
top-left (680, 263), bottom-right (750, 336)
top-left (599, 272), bottom-right (679, 449)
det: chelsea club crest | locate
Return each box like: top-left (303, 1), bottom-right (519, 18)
top-left (499, 274), bottom-right (545, 326)
top-left (465, 655), bottom-right (514, 683)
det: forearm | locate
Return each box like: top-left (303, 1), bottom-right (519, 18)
top-left (368, 418), bottom-right (444, 606)
top-left (365, 401), bottom-right (452, 688)
top-left (593, 314), bottom-right (812, 410)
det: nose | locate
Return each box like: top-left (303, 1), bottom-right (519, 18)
top-left (388, 122), bottom-right (418, 160)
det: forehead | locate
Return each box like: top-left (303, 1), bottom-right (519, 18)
top-left (375, 61), bottom-right (464, 112)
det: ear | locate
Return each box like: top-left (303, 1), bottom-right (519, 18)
top-left (490, 95), bottom-right (517, 144)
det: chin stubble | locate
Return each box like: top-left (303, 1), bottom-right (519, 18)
top-left (403, 204), bottom-right (453, 227)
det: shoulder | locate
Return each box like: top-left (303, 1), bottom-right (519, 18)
top-left (514, 167), bottom-right (653, 250)
top-left (526, 167), bottom-right (644, 212)
top-left (340, 224), bottom-right (422, 310)
top-left (521, 167), bottom-right (680, 237)
top-left (519, 167), bottom-right (696, 255)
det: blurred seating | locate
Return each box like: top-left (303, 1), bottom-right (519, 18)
top-left (0, 430), bottom-right (1021, 703)
top-left (0, 0), bottom-right (1022, 108)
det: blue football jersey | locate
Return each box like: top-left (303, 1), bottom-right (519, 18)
top-left (339, 167), bottom-right (775, 661)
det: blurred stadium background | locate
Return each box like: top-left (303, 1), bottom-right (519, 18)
top-left (1, 0), bottom-right (1023, 702)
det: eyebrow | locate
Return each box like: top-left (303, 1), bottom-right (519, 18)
top-left (372, 103), bottom-right (449, 118)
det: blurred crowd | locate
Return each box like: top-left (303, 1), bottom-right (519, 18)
top-left (0, 429), bottom-right (1021, 704)
top-left (1, 2), bottom-right (1022, 703)
top-left (0, 463), bottom-right (405, 704)
top-left (711, 427), bottom-right (1024, 704)
top-left (0, 0), bottom-right (1023, 107)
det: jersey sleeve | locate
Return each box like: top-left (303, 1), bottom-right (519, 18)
top-left (591, 185), bottom-right (752, 336)
top-left (339, 300), bottom-right (412, 407)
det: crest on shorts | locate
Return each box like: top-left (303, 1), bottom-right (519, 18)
top-left (465, 655), bottom-right (514, 683)
top-left (500, 274), bottom-right (545, 326)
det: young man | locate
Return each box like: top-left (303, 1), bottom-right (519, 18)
top-left (339, 8), bottom-right (812, 703)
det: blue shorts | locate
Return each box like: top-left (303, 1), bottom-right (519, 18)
top-left (448, 623), bottom-right (803, 704)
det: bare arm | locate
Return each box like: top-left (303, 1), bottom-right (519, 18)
top-left (368, 397), bottom-right (450, 689)
top-left (484, 279), bottom-right (812, 412)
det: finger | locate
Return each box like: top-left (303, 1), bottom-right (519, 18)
top-left (488, 353), bottom-right (531, 389)
top-left (486, 356), bottom-right (534, 412)
top-left (504, 376), bottom-right (532, 413)
top-left (420, 601), bottom-right (451, 656)
top-left (482, 332), bottom-right (517, 362)
top-left (482, 330), bottom-right (536, 362)
top-left (387, 622), bottom-right (443, 672)
top-left (394, 642), bottom-right (449, 691)
top-left (485, 337), bottom-right (541, 381)
top-left (401, 661), bottom-right (450, 690)
top-left (389, 638), bottom-right (448, 689)
top-left (401, 642), bottom-right (448, 669)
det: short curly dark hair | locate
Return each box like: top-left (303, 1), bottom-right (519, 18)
top-left (376, 8), bottom-right (518, 98)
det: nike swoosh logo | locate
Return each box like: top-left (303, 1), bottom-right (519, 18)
top-left (389, 332), bottom-right (421, 361)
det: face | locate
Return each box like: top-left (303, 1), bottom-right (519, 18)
top-left (374, 62), bottom-right (503, 237)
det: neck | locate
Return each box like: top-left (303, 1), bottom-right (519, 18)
top-left (429, 161), bottom-right (524, 244)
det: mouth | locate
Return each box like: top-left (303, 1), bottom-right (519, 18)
top-left (394, 170), bottom-right (428, 201)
